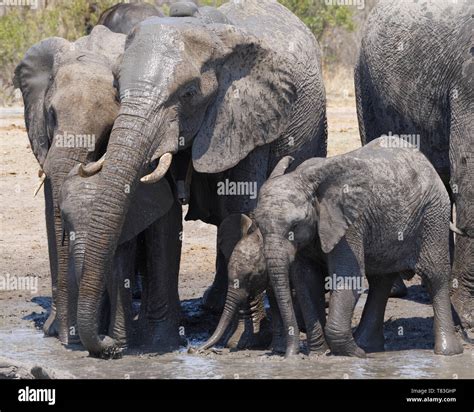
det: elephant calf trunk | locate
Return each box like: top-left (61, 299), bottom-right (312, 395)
top-left (196, 288), bottom-right (243, 351)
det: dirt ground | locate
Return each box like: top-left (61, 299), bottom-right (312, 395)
top-left (0, 93), bottom-right (473, 379)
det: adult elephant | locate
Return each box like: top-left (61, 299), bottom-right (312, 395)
top-left (96, 2), bottom-right (164, 35)
top-left (59, 164), bottom-right (180, 357)
top-left (355, 0), bottom-right (473, 329)
top-left (77, 0), bottom-right (327, 357)
top-left (13, 26), bottom-right (126, 344)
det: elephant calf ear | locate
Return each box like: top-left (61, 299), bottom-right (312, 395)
top-left (14, 37), bottom-right (70, 167)
top-left (306, 158), bottom-right (373, 254)
top-left (192, 27), bottom-right (297, 174)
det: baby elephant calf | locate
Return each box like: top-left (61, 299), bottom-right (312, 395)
top-left (253, 136), bottom-right (463, 358)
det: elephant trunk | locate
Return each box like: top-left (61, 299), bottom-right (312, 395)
top-left (77, 111), bottom-right (156, 358)
top-left (45, 157), bottom-right (82, 343)
top-left (198, 287), bottom-right (244, 351)
top-left (264, 238), bottom-right (299, 357)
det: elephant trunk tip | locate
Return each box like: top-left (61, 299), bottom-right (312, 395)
top-left (86, 335), bottom-right (122, 360)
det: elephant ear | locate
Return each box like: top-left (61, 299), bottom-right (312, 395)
top-left (119, 178), bottom-right (174, 244)
top-left (192, 25), bottom-right (297, 173)
top-left (13, 37), bottom-right (70, 167)
top-left (303, 157), bottom-right (372, 254)
top-left (217, 213), bottom-right (255, 261)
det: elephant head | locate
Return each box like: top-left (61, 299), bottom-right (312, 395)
top-left (198, 214), bottom-right (267, 351)
top-left (254, 155), bottom-right (371, 356)
top-left (96, 3), bottom-right (164, 35)
top-left (77, 16), bottom-right (296, 357)
top-left (13, 26), bottom-right (125, 343)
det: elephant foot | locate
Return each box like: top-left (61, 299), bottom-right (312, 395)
top-left (325, 327), bottom-right (366, 358)
top-left (308, 341), bottom-right (329, 354)
top-left (138, 318), bottom-right (185, 353)
top-left (90, 336), bottom-right (124, 360)
top-left (306, 327), bottom-right (329, 353)
top-left (389, 277), bottom-right (408, 298)
top-left (271, 334), bottom-right (286, 354)
top-left (434, 331), bottom-right (463, 356)
top-left (451, 289), bottom-right (474, 330)
top-left (226, 316), bottom-right (272, 350)
top-left (354, 329), bottom-right (385, 353)
top-left (202, 283), bottom-right (226, 314)
top-left (284, 341), bottom-right (300, 358)
top-left (43, 310), bottom-right (58, 337)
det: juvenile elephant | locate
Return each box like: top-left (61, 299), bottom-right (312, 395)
top-left (59, 165), bottom-right (181, 357)
top-left (13, 26), bottom-right (125, 344)
top-left (198, 212), bottom-right (328, 354)
top-left (355, 0), bottom-right (473, 328)
top-left (96, 3), bottom-right (164, 34)
top-left (77, 0), bottom-right (327, 357)
top-left (254, 136), bottom-right (463, 358)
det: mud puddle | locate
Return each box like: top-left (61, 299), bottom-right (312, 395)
top-left (0, 296), bottom-right (472, 379)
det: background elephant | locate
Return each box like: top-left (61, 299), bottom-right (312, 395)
top-left (198, 212), bottom-right (328, 354)
top-left (13, 26), bottom-right (125, 344)
top-left (59, 164), bottom-right (181, 357)
top-left (354, 0), bottom-right (473, 329)
top-left (254, 137), bottom-right (463, 358)
top-left (95, 2), bottom-right (164, 35)
top-left (77, 0), bottom-right (327, 358)
top-left (169, 1), bottom-right (231, 24)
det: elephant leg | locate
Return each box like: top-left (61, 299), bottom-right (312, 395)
top-left (423, 270), bottom-right (464, 355)
top-left (354, 273), bottom-right (397, 352)
top-left (389, 276), bottom-right (408, 298)
top-left (324, 238), bottom-right (365, 357)
top-left (106, 239), bottom-right (135, 349)
top-left (267, 287), bottom-right (286, 354)
top-left (202, 248), bottom-right (228, 314)
top-left (290, 257), bottom-right (328, 354)
top-left (451, 234), bottom-right (474, 330)
top-left (139, 200), bottom-right (183, 352)
top-left (417, 218), bottom-right (463, 355)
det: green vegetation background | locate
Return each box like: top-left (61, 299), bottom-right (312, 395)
top-left (0, 0), bottom-right (357, 105)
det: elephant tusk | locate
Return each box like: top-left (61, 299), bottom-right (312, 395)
top-left (33, 171), bottom-right (46, 197)
top-left (141, 152), bottom-right (173, 184)
top-left (78, 153), bottom-right (106, 177)
top-left (450, 222), bottom-right (466, 236)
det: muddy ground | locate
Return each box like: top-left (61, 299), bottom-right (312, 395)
top-left (0, 94), bottom-right (473, 379)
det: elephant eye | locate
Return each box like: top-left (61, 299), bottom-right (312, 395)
top-left (180, 85), bottom-right (199, 101)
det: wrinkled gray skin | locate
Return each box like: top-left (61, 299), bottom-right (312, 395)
top-left (198, 213), bottom-right (328, 354)
top-left (255, 136), bottom-right (463, 358)
top-left (59, 165), bottom-right (180, 358)
top-left (355, 0), bottom-right (473, 329)
top-left (78, 0), bottom-right (327, 358)
top-left (96, 3), bottom-right (164, 35)
top-left (13, 26), bottom-right (125, 344)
